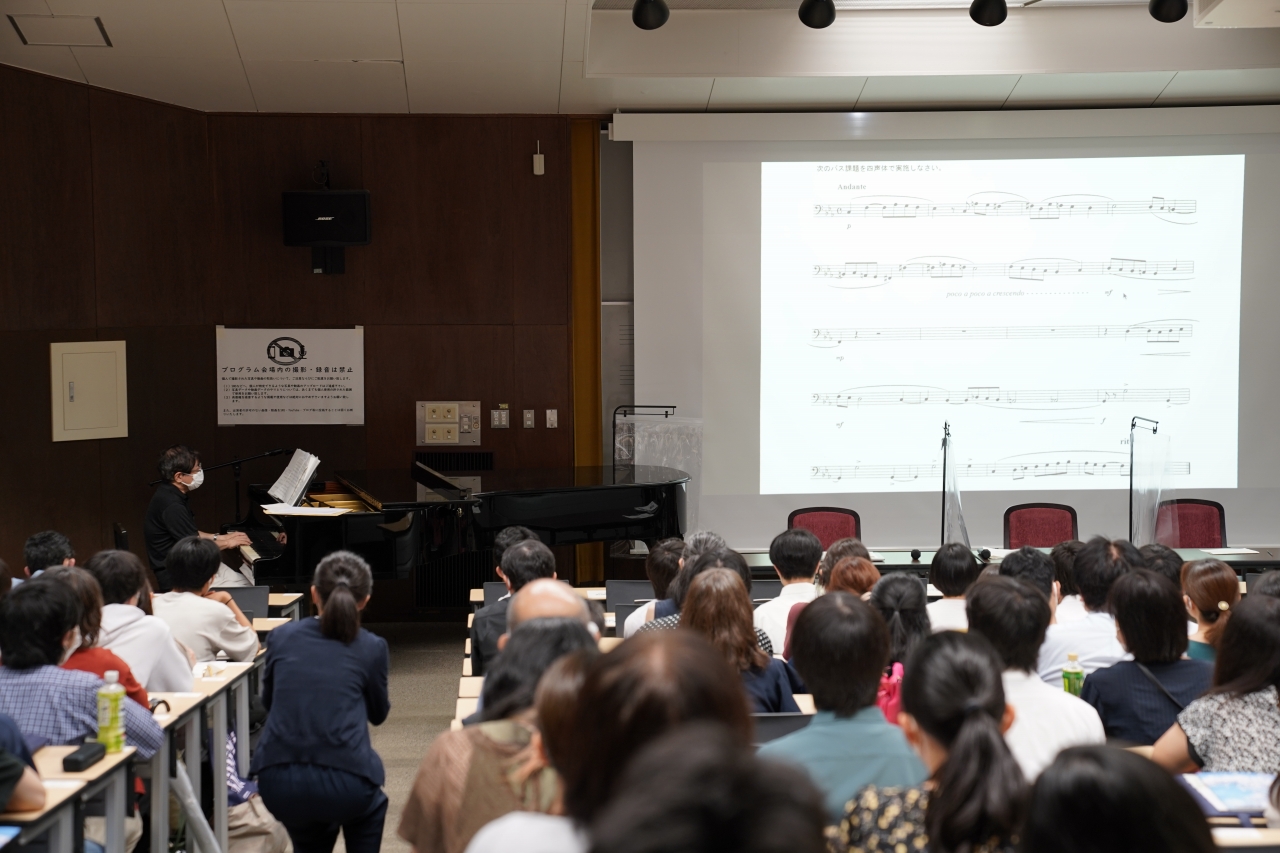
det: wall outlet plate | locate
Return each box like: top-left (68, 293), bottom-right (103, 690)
top-left (546, 409), bottom-right (558, 428)
top-left (417, 401), bottom-right (481, 445)
top-left (523, 409), bottom-right (535, 428)
top-left (490, 409), bottom-right (510, 429)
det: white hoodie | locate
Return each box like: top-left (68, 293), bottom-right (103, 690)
top-left (99, 603), bottom-right (195, 693)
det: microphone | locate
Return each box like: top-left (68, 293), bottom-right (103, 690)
top-left (979, 548), bottom-right (991, 562)
top-left (265, 448), bottom-right (289, 456)
top-left (910, 548), bottom-right (921, 561)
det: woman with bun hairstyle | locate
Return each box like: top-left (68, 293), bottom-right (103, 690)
top-left (1181, 558), bottom-right (1240, 662)
top-left (830, 631), bottom-right (1026, 853)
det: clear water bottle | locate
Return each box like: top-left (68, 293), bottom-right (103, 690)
top-left (97, 671), bottom-right (126, 753)
top-left (1062, 653), bottom-right (1084, 697)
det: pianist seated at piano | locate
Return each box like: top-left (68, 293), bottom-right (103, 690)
top-left (144, 445), bottom-right (255, 590)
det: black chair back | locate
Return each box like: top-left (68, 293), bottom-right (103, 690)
top-left (752, 579), bottom-right (782, 608)
top-left (112, 522), bottom-right (129, 551)
top-left (752, 712), bottom-right (813, 745)
top-left (605, 580), bottom-right (655, 613)
top-left (212, 585), bottom-right (270, 623)
top-left (483, 581), bottom-right (507, 607)
top-left (1246, 572), bottom-right (1262, 594)
top-left (614, 602), bottom-right (642, 636)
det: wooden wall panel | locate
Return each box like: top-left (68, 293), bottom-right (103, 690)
top-left (509, 118), bottom-right (572, 326)
top-left (512, 325), bottom-right (574, 467)
top-left (90, 92), bottom-right (215, 327)
top-left (0, 66), bottom-right (96, 331)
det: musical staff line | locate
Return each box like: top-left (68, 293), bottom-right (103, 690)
top-left (810, 460), bottom-right (1192, 482)
top-left (810, 320), bottom-right (1194, 347)
top-left (812, 257), bottom-right (1193, 284)
top-left (812, 386), bottom-right (1190, 408)
top-left (813, 196), bottom-right (1196, 219)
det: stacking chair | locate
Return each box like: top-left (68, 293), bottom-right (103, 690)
top-left (1003, 503), bottom-right (1078, 549)
top-left (787, 507), bottom-right (861, 550)
top-left (1156, 499), bottom-right (1227, 549)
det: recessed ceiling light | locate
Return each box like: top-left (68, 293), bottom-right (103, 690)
top-left (7, 15), bottom-right (111, 47)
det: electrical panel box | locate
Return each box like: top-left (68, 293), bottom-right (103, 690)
top-left (417, 401), bottom-right (481, 446)
top-left (50, 341), bottom-right (128, 442)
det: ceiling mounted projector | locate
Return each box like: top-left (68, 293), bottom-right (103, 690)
top-left (632, 0), bottom-right (670, 28)
top-left (798, 0), bottom-right (837, 28)
top-left (969, 0), bottom-right (1007, 25)
top-left (1148, 0), bottom-right (1187, 21)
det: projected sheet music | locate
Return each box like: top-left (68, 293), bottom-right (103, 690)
top-left (759, 156), bottom-right (1245, 495)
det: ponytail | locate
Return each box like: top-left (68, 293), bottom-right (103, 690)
top-left (1182, 559), bottom-right (1240, 649)
top-left (901, 632), bottom-right (1027, 853)
top-left (313, 551), bottom-right (372, 644)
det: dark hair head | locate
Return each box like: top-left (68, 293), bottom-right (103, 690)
top-left (930, 543), bottom-right (983, 597)
top-left (556, 630), bottom-right (752, 824)
top-left (0, 577), bottom-right (80, 668)
top-left (1108, 570), bottom-right (1188, 664)
top-left (1210, 593), bottom-right (1280, 699)
top-left (535, 650), bottom-right (596, 774)
top-left (1073, 537), bottom-right (1141, 611)
top-left (791, 592), bottom-right (889, 716)
top-left (827, 557), bottom-right (880, 596)
top-left (901, 631), bottom-right (1027, 853)
top-left (313, 550), bottom-right (372, 644)
top-left (479, 616), bottom-right (599, 722)
top-left (1251, 570), bottom-right (1280, 600)
top-left (24, 531), bottom-right (74, 574)
top-left (42, 566), bottom-right (102, 650)
top-left (681, 568), bottom-right (769, 672)
top-left (1050, 540), bottom-right (1084, 597)
top-left (644, 539), bottom-right (685, 601)
top-left (769, 529), bottom-right (823, 581)
top-left (588, 723), bottom-right (827, 853)
top-left (1181, 558), bottom-right (1240, 648)
top-left (1022, 745), bottom-right (1214, 853)
top-left (668, 549), bottom-right (751, 609)
top-left (494, 526), bottom-right (538, 566)
top-left (1139, 543), bottom-right (1184, 588)
top-left (499, 539), bottom-right (557, 592)
top-left (868, 574), bottom-right (931, 666)
top-left (817, 538), bottom-right (870, 588)
top-left (165, 536), bottom-right (222, 591)
top-left (965, 576), bottom-right (1050, 673)
top-left (158, 445), bottom-right (200, 483)
top-left (998, 547), bottom-right (1055, 601)
top-left (683, 531), bottom-right (728, 563)
top-left (84, 550), bottom-right (148, 606)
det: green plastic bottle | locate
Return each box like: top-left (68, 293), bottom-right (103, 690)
top-left (97, 670), bottom-right (126, 753)
top-left (1062, 653), bottom-right (1084, 697)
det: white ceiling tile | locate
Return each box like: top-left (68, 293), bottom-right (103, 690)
top-left (244, 59), bottom-right (408, 110)
top-left (559, 60), bottom-right (712, 112)
top-left (856, 74), bottom-right (1020, 109)
top-left (226, 1), bottom-right (402, 60)
top-left (562, 2), bottom-right (588, 62)
top-left (707, 76), bottom-right (867, 110)
top-left (585, 9), bottom-right (739, 75)
top-left (1155, 68), bottom-right (1280, 105)
top-left (73, 52), bottom-right (256, 110)
top-left (397, 3), bottom-right (564, 62)
top-left (0, 46), bottom-right (85, 81)
top-left (42, 0), bottom-right (242, 58)
top-left (404, 59), bottom-right (560, 111)
top-left (1004, 71), bottom-right (1175, 108)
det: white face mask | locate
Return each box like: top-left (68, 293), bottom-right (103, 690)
top-left (60, 627), bottom-right (82, 665)
top-left (185, 469), bottom-right (204, 491)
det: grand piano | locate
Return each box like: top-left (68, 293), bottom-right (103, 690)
top-left (228, 461), bottom-right (689, 606)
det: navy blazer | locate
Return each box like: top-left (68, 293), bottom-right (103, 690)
top-left (250, 618), bottom-right (390, 785)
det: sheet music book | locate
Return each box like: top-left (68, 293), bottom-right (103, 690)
top-left (261, 504), bottom-right (349, 517)
top-left (267, 449), bottom-right (321, 506)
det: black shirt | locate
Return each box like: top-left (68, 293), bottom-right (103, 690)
top-left (144, 483), bottom-right (199, 571)
top-left (1080, 659), bottom-right (1214, 746)
top-left (469, 597), bottom-right (509, 677)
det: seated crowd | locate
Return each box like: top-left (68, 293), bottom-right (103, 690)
top-left (2, 521), bottom-right (1280, 853)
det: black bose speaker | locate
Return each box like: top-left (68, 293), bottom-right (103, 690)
top-left (282, 190), bottom-right (371, 246)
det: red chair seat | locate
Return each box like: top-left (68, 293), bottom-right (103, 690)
top-left (788, 508), bottom-right (861, 550)
top-left (1004, 504), bottom-right (1078, 549)
top-left (1156, 501), bottom-right (1225, 549)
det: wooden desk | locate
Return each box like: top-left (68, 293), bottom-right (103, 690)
top-left (459, 676), bottom-right (483, 698)
top-left (469, 588), bottom-right (484, 604)
top-left (148, 691), bottom-right (204, 853)
top-left (1213, 827), bottom-right (1280, 850)
top-left (269, 592), bottom-right (304, 620)
top-left (462, 658), bottom-right (472, 676)
top-left (0, 777), bottom-right (84, 853)
top-left (574, 587), bottom-right (607, 601)
top-left (598, 637), bottom-right (624, 652)
top-left (794, 694), bottom-right (816, 715)
top-left (36, 746), bottom-right (135, 853)
top-left (464, 638), bottom-right (471, 655)
top-left (456, 698), bottom-right (478, 719)
top-left (467, 613), bottom-right (474, 628)
top-left (254, 617), bottom-right (290, 633)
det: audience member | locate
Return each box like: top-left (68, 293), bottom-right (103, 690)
top-left (681, 569), bottom-right (800, 713)
top-left (463, 630), bottom-right (752, 853)
top-left (1080, 570), bottom-right (1213, 745)
top-left (829, 632), bottom-right (1026, 853)
top-left (253, 552), bottom-right (389, 853)
top-left (760, 593), bottom-right (925, 820)
top-left (1181, 558), bottom-right (1239, 662)
top-left (399, 619), bottom-right (599, 853)
top-left (1037, 537), bottom-right (1138, 686)
top-left (1050, 540), bottom-right (1086, 623)
top-left (503, 578), bottom-right (597, 647)
top-left (816, 538), bottom-right (871, 590)
top-left (867, 574), bottom-right (931, 723)
top-left (1249, 569), bottom-right (1280, 599)
top-left (44, 566), bottom-right (148, 707)
top-left (1139, 542), bottom-right (1184, 588)
top-left (153, 536), bottom-right (258, 662)
top-left (966, 577), bottom-right (1103, 780)
top-left (1022, 745), bottom-right (1215, 853)
top-left (627, 531), bottom-right (726, 633)
top-left (588, 724), bottom-right (827, 853)
top-left (622, 538), bottom-right (684, 637)
top-left (636, 550), bottom-right (775, 654)
top-left (469, 527), bottom-right (543, 676)
top-left (997, 546), bottom-right (1059, 622)
top-left (15, 530), bottom-right (75, 586)
top-left (926, 543), bottom-right (983, 632)
top-left (754, 529), bottom-right (822, 652)
top-left (0, 578), bottom-right (163, 759)
top-left (1153, 593), bottom-right (1280, 773)
top-left (86, 549), bottom-right (194, 692)
top-left (783, 556), bottom-right (880, 659)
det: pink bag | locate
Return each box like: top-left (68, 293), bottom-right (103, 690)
top-left (877, 662), bottom-right (904, 726)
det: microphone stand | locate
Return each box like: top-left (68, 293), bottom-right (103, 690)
top-left (940, 422), bottom-right (950, 548)
top-left (1128, 417), bottom-right (1158, 542)
top-left (149, 448), bottom-right (292, 525)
